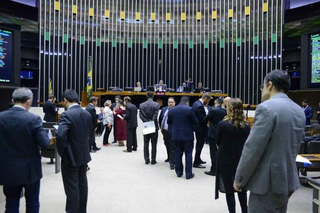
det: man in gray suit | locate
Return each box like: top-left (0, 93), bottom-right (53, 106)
top-left (139, 91), bottom-right (160, 165)
top-left (234, 70), bottom-right (305, 212)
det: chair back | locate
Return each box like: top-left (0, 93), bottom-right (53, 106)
top-left (307, 141), bottom-right (320, 154)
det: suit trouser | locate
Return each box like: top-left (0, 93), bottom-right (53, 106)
top-left (61, 163), bottom-right (88, 213)
top-left (162, 129), bottom-right (175, 166)
top-left (194, 133), bottom-right (206, 164)
top-left (174, 140), bottom-right (194, 179)
top-left (143, 131), bottom-right (158, 161)
top-left (89, 128), bottom-right (97, 150)
top-left (103, 125), bottom-right (112, 145)
top-left (209, 138), bottom-right (218, 173)
top-left (95, 123), bottom-right (105, 135)
top-left (127, 127), bottom-right (137, 151)
top-left (249, 191), bottom-right (293, 213)
top-left (3, 180), bottom-right (40, 213)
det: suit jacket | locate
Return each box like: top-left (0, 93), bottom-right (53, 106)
top-left (158, 106), bottom-right (173, 134)
top-left (176, 86), bottom-right (185, 92)
top-left (303, 106), bottom-right (313, 125)
top-left (192, 100), bottom-right (207, 134)
top-left (235, 93), bottom-right (305, 195)
top-left (139, 99), bottom-right (160, 131)
top-left (154, 84), bottom-right (167, 92)
top-left (0, 107), bottom-right (50, 186)
top-left (124, 103), bottom-right (138, 129)
top-left (86, 104), bottom-right (97, 129)
top-left (185, 82), bottom-right (194, 90)
top-left (56, 105), bottom-right (92, 167)
top-left (43, 100), bottom-right (58, 122)
top-left (167, 103), bottom-right (199, 141)
top-left (204, 106), bottom-right (227, 140)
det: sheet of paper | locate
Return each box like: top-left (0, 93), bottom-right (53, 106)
top-left (296, 155), bottom-right (312, 165)
top-left (142, 121), bottom-right (156, 135)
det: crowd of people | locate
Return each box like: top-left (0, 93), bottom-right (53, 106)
top-left (0, 70), bottom-right (315, 213)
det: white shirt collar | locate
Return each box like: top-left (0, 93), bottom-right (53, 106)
top-left (68, 104), bottom-right (78, 110)
top-left (13, 105), bottom-right (26, 110)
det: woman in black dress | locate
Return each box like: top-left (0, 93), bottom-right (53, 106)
top-left (215, 98), bottom-right (251, 213)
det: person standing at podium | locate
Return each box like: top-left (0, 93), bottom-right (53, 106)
top-left (43, 95), bottom-right (59, 122)
top-left (56, 89), bottom-right (92, 213)
top-left (0, 87), bottom-right (50, 213)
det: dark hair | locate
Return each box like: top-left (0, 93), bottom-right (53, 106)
top-left (89, 96), bottom-right (98, 103)
top-left (115, 95), bottom-right (121, 99)
top-left (49, 95), bottom-right (56, 99)
top-left (168, 97), bottom-right (175, 102)
top-left (215, 98), bottom-right (223, 106)
top-left (62, 89), bottom-right (79, 103)
top-left (118, 99), bottom-right (124, 106)
top-left (264, 70), bottom-right (291, 93)
top-left (302, 99), bottom-right (308, 103)
top-left (180, 96), bottom-right (190, 104)
top-left (147, 91), bottom-right (154, 99)
top-left (310, 124), bottom-right (320, 135)
top-left (124, 96), bottom-right (131, 102)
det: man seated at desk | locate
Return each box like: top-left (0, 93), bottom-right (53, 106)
top-left (304, 123), bottom-right (320, 146)
top-left (194, 82), bottom-right (205, 93)
top-left (155, 80), bottom-right (167, 92)
top-left (134, 82), bottom-right (146, 92)
top-left (177, 83), bottom-right (187, 92)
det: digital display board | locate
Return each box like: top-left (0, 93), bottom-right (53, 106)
top-left (311, 33), bottom-right (320, 86)
top-left (0, 28), bottom-right (13, 83)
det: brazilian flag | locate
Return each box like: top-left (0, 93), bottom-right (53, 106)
top-left (87, 56), bottom-right (93, 99)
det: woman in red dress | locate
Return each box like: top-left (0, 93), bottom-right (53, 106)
top-left (113, 99), bottom-right (127, 146)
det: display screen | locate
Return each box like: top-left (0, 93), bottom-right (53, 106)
top-left (0, 28), bottom-right (13, 83)
top-left (311, 33), bottom-right (320, 86)
top-left (20, 70), bottom-right (34, 79)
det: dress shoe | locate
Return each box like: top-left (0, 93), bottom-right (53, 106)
top-left (123, 150), bottom-right (132, 153)
top-left (170, 165), bottom-right (175, 170)
top-left (204, 171), bottom-right (216, 176)
top-left (103, 144), bottom-right (110, 147)
top-left (151, 160), bottom-right (157, 165)
top-left (132, 148), bottom-right (137, 151)
top-left (186, 173), bottom-right (195, 180)
top-left (164, 159), bottom-right (169, 163)
top-left (90, 150), bottom-right (97, 153)
top-left (93, 147), bottom-right (101, 151)
top-left (193, 164), bottom-right (206, 169)
top-left (177, 174), bottom-right (182, 178)
top-left (112, 140), bottom-right (117, 144)
top-left (145, 159), bottom-right (150, 165)
top-left (199, 160), bottom-right (206, 164)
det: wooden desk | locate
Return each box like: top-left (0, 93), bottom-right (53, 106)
top-left (299, 154), bottom-right (320, 162)
top-left (82, 91), bottom-right (228, 107)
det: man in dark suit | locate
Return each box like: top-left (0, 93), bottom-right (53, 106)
top-left (159, 97), bottom-right (176, 170)
top-left (154, 80), bottom-right (167, 92)
top-left (0, 87), bottom-right (50, 213)
top-left (86, 96), bottom-right (100, 152)
top-left (302, 99), bottom-right (313, 125)
top-left (203, 98), bottom-right (227, 176)
top-left (43, 95), bottom-right (59, 122)
top-left (184, 78), bottom-right (194, 90)
top-left (124, 96), bottom-right (138, 152)
top-left (111, 95), bottom-right (121, 143)
top-left (168, 96), bottom-right (199, 179)
top-left (56, 89), bottom-right (92, 213)
top-left (139, 91), bottom-right (160, 165)
top-left (192, 93), bottom-right (212, 168)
